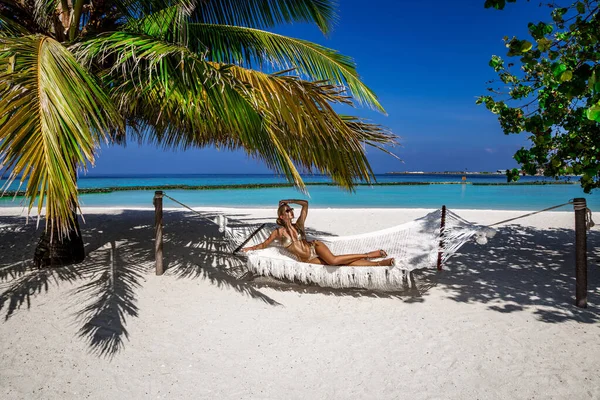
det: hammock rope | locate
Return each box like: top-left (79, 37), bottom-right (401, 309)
top-left (162, 193), bottom-right (216, 225)
top-left (488, 200), bottom-right (573, 227)
top-left (488, 199), bottom-right (594, 230)
top-left (162, 192), bottom-right (272, 249)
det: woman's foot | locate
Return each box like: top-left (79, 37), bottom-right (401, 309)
top-left (366, 249), bottom-right (387, 258)
top-left (377, 258), bottom-right (395, 267)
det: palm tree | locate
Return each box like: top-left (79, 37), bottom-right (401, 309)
top-left (0, 0), bottom-right (396, 267)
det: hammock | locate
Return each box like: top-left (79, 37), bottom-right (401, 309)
top-left (217, 209), bottom-right (496, 291)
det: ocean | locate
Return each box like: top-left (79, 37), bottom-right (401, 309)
top-left (0, 173), bottom-right (597, 211)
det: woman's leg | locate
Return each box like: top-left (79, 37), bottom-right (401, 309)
top-left (313, 241), bottom-right (393, 266)
top-left (312, 241), bottom-right (368, 265)
top-left (347, 258), bottom-right (394, 266)
top-left (365, 249), bottom-right (387, 258)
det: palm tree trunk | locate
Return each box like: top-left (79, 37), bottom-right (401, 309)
top-left (33, 211), bottom-right (85, 268)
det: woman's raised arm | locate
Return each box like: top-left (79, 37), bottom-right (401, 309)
top-left (280, 199), bottom-right (308, 227)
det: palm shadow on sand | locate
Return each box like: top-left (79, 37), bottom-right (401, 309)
top-left (0, 210), bottom-right (280, 358)
top-left (436, 223), bottom-right (600, 324)
top-left (1, 210), bottom-right (598, 359)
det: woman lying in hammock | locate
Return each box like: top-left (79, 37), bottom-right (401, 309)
top-left (242, 199), bottom-right (395, 266)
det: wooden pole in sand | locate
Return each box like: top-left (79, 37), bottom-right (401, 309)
top-left (154, 190), bottom-right (164, 276)
top-left (573, 198), bottom-right (587, 308)
top-left (437, 205), bottom-right (446, 271)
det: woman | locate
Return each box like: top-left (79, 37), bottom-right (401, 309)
top-left (243, 199), bottom-right (395, 266)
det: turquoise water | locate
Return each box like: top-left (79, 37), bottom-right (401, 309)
top-left (0, 174), bottom-right (596, 211)
top-left (0, 173), bottom-right (575, 190)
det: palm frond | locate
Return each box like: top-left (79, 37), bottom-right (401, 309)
top-left (0, 35), bottom-right (123, 238)
top-left (125, 5), bottom-right (182, 40)
top-left (114, 0), bottom-right (336, 33)
top-left (119, 6), bottom-right (381, 111)
top-left (74, 31), bottom-right (395, 190)
top-left (120, 1), bottom-right (191, 45)
top-left (187, 23), bottom-right (383, 111)
top-left (341, 115), bottom-right (401, 159)
top-left (228, 66), bottom-right (396, 188)
top-left (75, 32), bottom-right (300, 183)
top-left (31, 0), bottom-right (62, 33)
top-left (0, 16), bottom-right (29, 37)
top-left (74, 31), bottom-right (265, 146)
top-left (192, 0), bottom-right (337, 34)
top-left (113, 0), bottom-right (195, 24)
top-left (0, 3), bottom-right (34, 36)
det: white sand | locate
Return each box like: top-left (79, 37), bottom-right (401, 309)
top-left (0, 207), bottom-right (599, 399)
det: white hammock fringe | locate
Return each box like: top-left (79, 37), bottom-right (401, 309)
top-left (249, 255), bottom-right (409, 290)
top-left (223, 209), bottom-right (494, 291)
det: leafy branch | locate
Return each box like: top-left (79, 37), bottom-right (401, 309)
top-left (479, 0), bottom-right (600, 192)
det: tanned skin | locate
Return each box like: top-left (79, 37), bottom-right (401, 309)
top-left (243, 200), bottom-right (394, 266)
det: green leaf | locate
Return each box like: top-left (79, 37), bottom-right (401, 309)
top-left (576, 2), bottom-right (586, 14)
top-left (552, 63), bottom-right (567, 77)
top-left (488, 55), bottom-right (504, 71)
top-left (560, 70), bottom-right (573, 82)
top-left (520, 40), bottom-right (533, 52)
top-left (537, 38), bottom-right (552, 52)
top-left (585, 103), bottom-right (600, 121)
top-left (484, 0), bottom-right (506, 10)
top-left (524, 115), bottom-right (544, 132)
top-left (552, 7), bottom-right (568, 23)
top-left (507, 167), bottom-right (521, 182)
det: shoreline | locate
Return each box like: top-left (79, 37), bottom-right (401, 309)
top-left (0, 180), bottom-right (579, 198)
top-left (0, 205), bottom-right (579, 216)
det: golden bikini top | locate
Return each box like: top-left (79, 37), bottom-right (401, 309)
top-left (281, 229), bottom-right (303, 248)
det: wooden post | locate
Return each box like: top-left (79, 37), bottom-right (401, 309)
top-left (437, 205), bottom-right (446, 271)
top-left (154, 191), bottom-right (164, 276)
top-left (573, 198), bottom-right (587, 308)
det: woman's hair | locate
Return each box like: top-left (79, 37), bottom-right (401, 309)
top-left (276, 203), bottom-right (288, 226)
top-left (276, 202), bottom-right (303, 236)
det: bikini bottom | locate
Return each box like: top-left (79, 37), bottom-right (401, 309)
top-left (304, 243), bottom-right (318, 263)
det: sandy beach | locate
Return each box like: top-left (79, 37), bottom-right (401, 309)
top-left (1, 206), bottom-right (599, 399)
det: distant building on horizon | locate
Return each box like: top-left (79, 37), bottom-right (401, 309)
top-left (387, 170), bottom-right (508, 175)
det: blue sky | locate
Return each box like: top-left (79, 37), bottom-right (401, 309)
top-left (90, 0), bottom-right (550, 175)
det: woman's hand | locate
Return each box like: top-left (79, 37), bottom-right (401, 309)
top-left (279, 199), bottom-right (308, 228)
top-left (244, 230), bottom-right (278, 253)
top-left (279, 199), bottom-right (308, 206)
